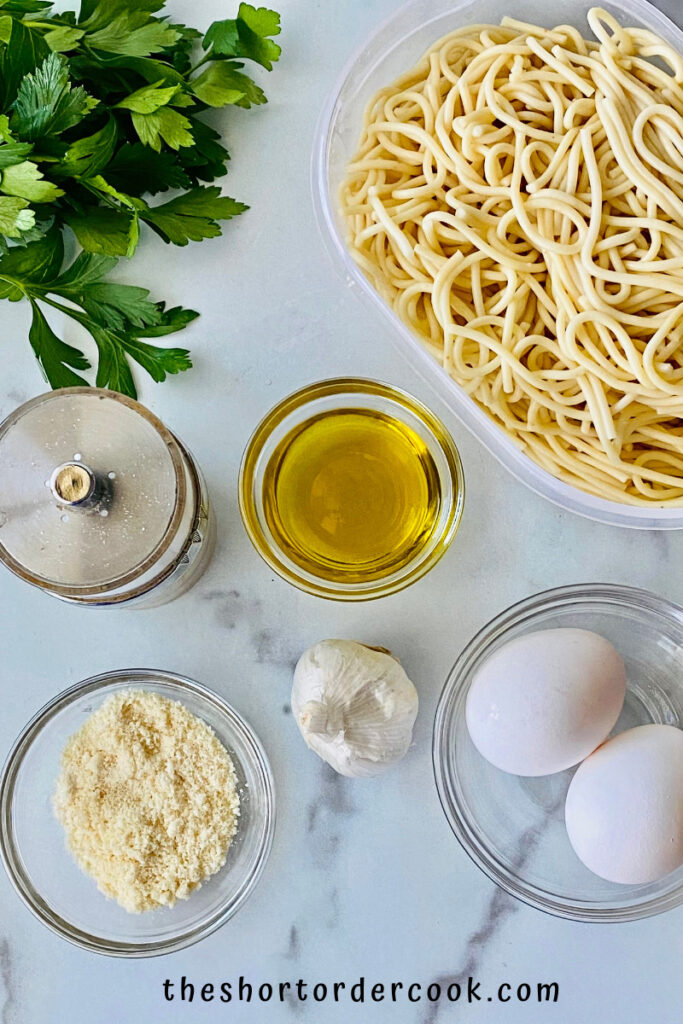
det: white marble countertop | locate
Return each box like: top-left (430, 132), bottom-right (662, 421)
top-left (1, 0), bottom-right (682, 1020)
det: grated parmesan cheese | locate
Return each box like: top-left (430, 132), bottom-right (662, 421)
top-left (53, 690), bottom-right (240, 914)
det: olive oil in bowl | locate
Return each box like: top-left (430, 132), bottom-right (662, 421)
top-left (263, 409), bottom-right (441, 583)
top-left (239, 379), bottom-right (464, 600)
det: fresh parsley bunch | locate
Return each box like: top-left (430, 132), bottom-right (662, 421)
top-left (0, 0), bottom-right (281, 397)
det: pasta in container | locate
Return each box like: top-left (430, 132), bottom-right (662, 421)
top-left (314, 0), bottom-right (683, 527)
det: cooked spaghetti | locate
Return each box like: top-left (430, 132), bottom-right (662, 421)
top-left (341, 7), bottom-right (683, 505)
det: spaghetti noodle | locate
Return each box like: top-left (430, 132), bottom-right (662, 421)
top-left (341, 7), bottom-right (683, 505)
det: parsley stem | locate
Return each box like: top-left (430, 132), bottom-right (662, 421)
top-left (0, 274), bottom-right (27, 296)
top-left (81, 182), bottom-right (120, 211)
top-left (41, 294), bottom-right (90, 327)
top-left (187, 55), bottom-right (212, 76)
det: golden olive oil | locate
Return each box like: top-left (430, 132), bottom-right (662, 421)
top-left (262, 409), bottom-right (442, 582)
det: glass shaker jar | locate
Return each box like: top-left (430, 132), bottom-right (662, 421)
top-left (0, 388), bottom-right (214, 607)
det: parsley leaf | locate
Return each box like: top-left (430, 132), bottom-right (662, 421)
top-left (1, 160), bottom-right (63, 202)
top-left (28, 298), bottom-right (90, 388)
top-left (106, 143), bottom-right (190, 195)
top-left (0, 15), bottom-right (51, 108)
top-left (0, 196), bottom-right (35, 237)
top-left (191, 64), bottom-right (266, 109)
top-left (168, 23), bottom-right (201, 75)
top-left (176, 120), bottom-right (229, 182)
top-left (0, 225), bottom-right (63, 299)
top-left (1, 1), bottom-right (55, 12)
top-left (85, 173), bottom-right (145, 209)
top-left (47, 249), bottom-right (117, 290)
top-left (43, 25), bottom-right (85, 53)
top-left (64, 205), bottom-right (137, 256)
top-left (0, 141), bottom-right (34, 169)
top-left (77, 0), bottom-right (166, 30)
top-left (10, 52), bottom-right (97, 141)
top-left (238, 4), bottom-right (281, 40)
top-left (135, 304), bottom-right (197, 336)
top-left (131, 106), bottom-right (194, 151)
top-left (117, 334), bottom-right (193, 383)
top-left (0, 214), bottom-right (53, 254)
top-left (142, 185), bottom-right (247, 246)
top-left (85, 314), bottom-right (193, 397)
top-left (69, 51), bottom-right (184, 94)
top-left (79, 281), bottom-right (162, 330)
top-left (203, 3), bottom-right (282, 70)
top-left (90, 324), bottom-right (137, 394)
top-left (55, 116), bottom-right (117, 177)
top-left (86, 16), bottom-right (179, 58)
top-left (29, 253), bottom-right (196, 398)
top-left (116, 80), bottom-right (180, 114)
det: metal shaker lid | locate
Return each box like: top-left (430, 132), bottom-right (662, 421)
top-left (0, 388), bottom-right (188, 595)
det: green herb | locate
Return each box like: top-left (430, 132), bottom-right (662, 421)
top-left (0, 0), bottom-right (281, 398)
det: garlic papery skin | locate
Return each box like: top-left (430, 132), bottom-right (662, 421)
top-left (291, 640), bottom-right (419, 778)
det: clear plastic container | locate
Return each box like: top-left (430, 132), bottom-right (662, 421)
top-left (312, 0), bottom-right (683, 530)
top-left (0, 389), bottom-right (215, 606)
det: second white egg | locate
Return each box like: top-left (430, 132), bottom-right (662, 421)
top-left (565, 724), bottom-right (683, 884)
top-left (466, 628), bottom-right (626, 776)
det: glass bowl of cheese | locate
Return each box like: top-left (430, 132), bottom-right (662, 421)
top-left (0, 669), bottom-right (275, 956)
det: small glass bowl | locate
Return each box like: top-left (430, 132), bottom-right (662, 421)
top-left (433, 584), bottom-right (683, 922)
top-left (0, 670), bottom-right (275, 957)
top-left (239, 378), bottom-right (465, 600)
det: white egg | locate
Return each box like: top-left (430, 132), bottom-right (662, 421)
top-left (565, 724), bottom-right (683, 885)
top-left (465, 628), bottom-right (626, 776)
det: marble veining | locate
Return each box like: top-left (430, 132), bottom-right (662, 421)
top-left (306, 767), bottom-right (356, 865)
top-left (253, 629), bottom-right (300, 671)
top-left (422, 789), bottom-right (567, 1023)
top-left (202, 585), bottom-right (299, 669)
top-left (0, 940), bottom-right (16, 1024)
top-left (202, 586), bottom-right (260, 632)
top-left (305, 768), bottom-right (355, 933)
top-left (422, 888), bottom-right (520, 1024)
top-left (284, 925), bottom-right (300, 961)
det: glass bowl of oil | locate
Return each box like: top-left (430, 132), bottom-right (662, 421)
top-left (239, 378), bottom-right (464, 600)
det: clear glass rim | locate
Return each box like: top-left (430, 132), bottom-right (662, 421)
top-left (310, 0), bottom-right (683, 530)
top-left (432, 583), bottom-right (683, 922)
top-left (0, 669), bottom-right (276, 957)
top-left (238, 377), bottom-right (465, 600)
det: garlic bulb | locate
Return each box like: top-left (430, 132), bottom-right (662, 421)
top-left (291, 639), bottom-right (418, 778)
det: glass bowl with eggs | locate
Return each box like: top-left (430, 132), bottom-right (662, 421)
top-left (433, 583), bottom-right (683, 921)
top-left (0, 670), bottom-right (275, 956)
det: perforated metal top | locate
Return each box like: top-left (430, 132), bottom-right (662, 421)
top-left (0, 389), bottom-right (187, 593)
